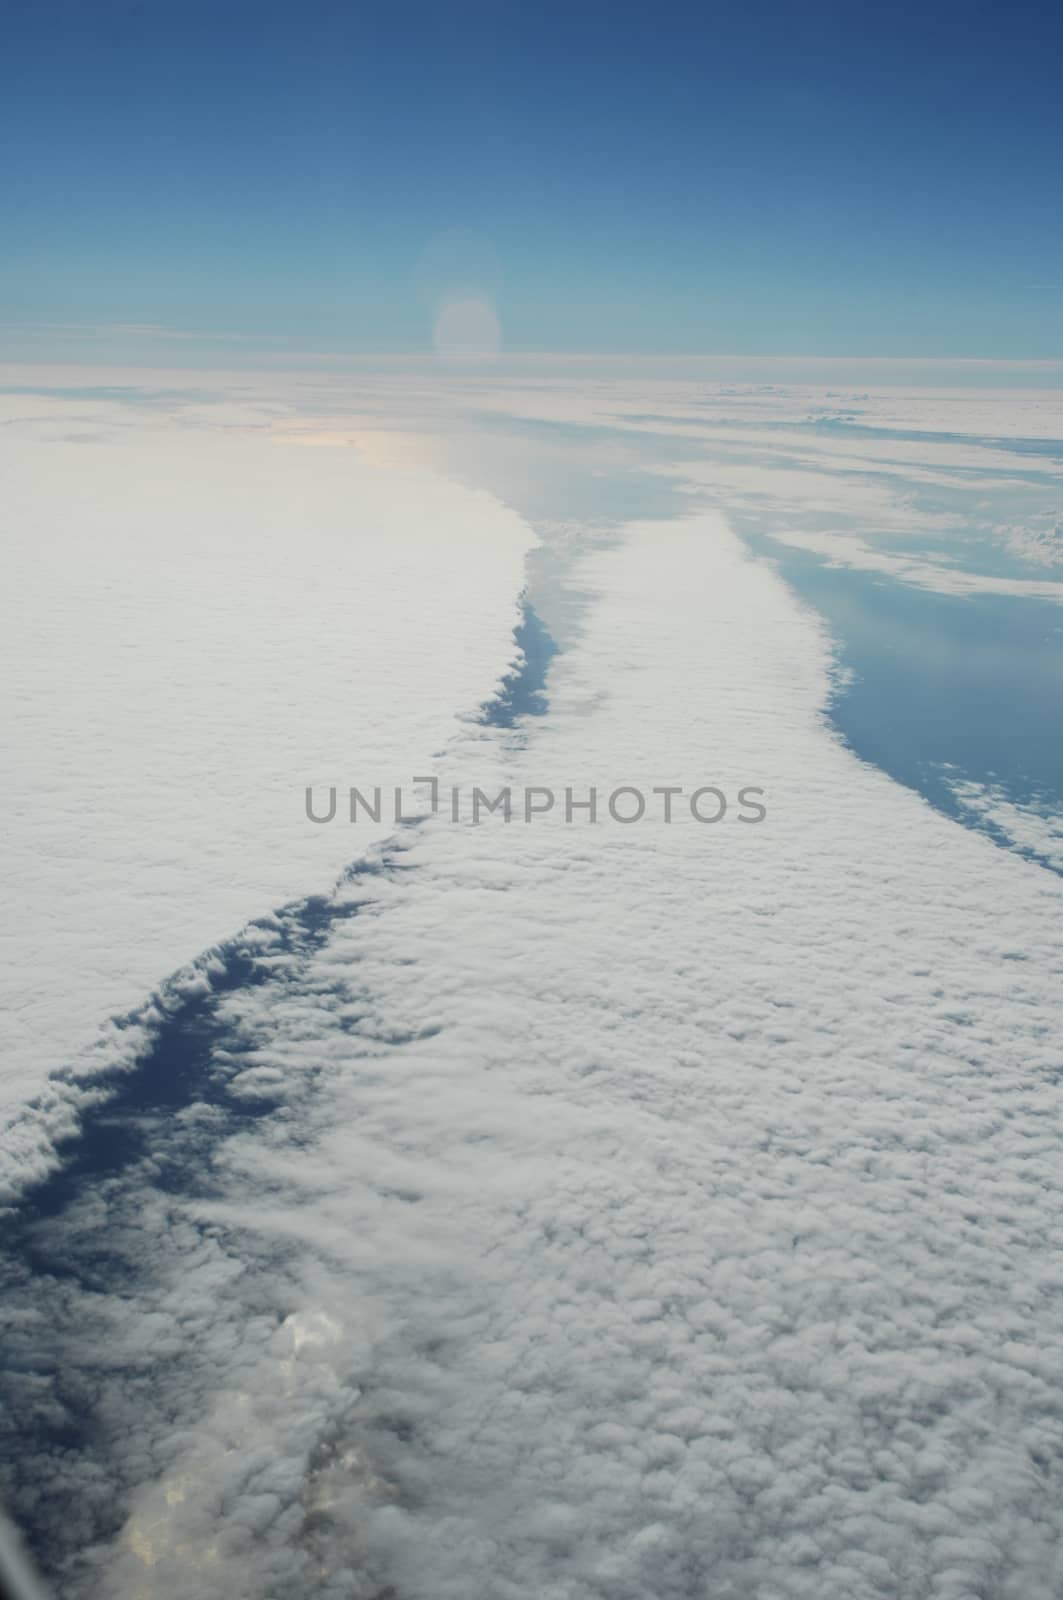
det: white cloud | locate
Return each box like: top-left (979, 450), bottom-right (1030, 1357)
top-left (0, 394), bottom-right (532, 1192)
top-left (6, 507), bottom-right (1063, 1600)
top-left (997, 513), bottom-right (1063, 569)
top-left (760, 526), bottom-right (1063, 602)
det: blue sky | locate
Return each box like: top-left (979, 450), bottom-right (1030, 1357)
top-left (3, 0), bottom-right (1062, 360)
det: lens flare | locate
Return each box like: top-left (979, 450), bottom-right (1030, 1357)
top-left (432, 294), bottom-right (501, 361)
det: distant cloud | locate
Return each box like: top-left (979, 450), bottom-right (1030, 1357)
top-left (765, 526), bottom-right (1063, 602)
top-left (997, 512), bottom-right (1063, 568)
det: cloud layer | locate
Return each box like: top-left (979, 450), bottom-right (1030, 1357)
top-left (0, 393), bottom-right (531, 1190)
top-left (6, 505), bottom-right (1063, 1600)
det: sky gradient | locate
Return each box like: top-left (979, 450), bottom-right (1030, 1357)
top-left (4, 0), bottom-right (1063, 359)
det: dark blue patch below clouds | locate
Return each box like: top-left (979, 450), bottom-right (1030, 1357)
top-left (481, 602), bottom-right (559, 727)
top-left (760, 543), bottom-right (1063, 873)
